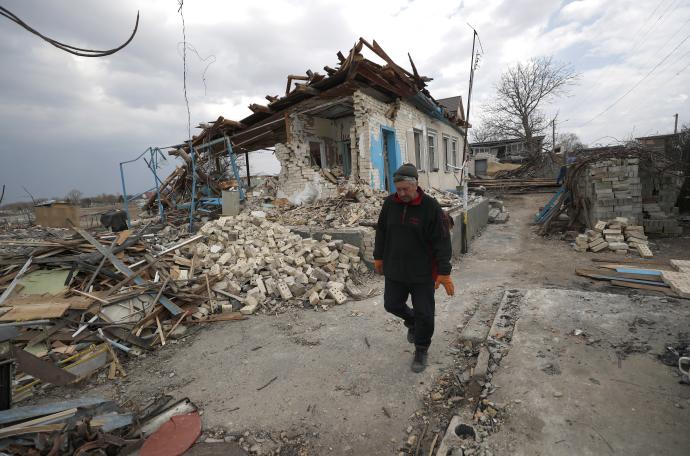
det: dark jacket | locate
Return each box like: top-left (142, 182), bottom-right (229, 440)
top-left (374, 188), bottom-right (452, 284)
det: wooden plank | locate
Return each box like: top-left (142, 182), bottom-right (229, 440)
top-left (576, 270), bottom-right (669, 287)
top-left (610, 280), bottom-right (679, 297)
top-left (615, 267), bottom-right (662, 276)
top-left (69, 223), bottom-right (183, 316)
top-left (591, 256), bottom-right (669, 266)
top-left (0, 303), bottom-right (70, 321)
top-left (575, 268), bottom-right (665, 283)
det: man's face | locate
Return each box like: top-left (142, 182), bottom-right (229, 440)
top-left (395, 180), bottom-right (418, 202)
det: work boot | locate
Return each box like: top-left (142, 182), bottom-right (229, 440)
top-left (407, 326), bottom-right (415, 344)
top-left (411, 346), bottom-right (428, 373)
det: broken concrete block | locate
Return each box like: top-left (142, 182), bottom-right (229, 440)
top-left (309, 291), bottom-right (320, 306)
top-left (594, 220), bottom-right (607, 232)
top-left (209, 264), bottom-right (221, 276)
top-left (636, 243), bottom-right (653, 258)
top-left (240, 295), bottom-right (259, 315)
top-left (196, 243), bottom-right (210, 256)
top-left (342, 244), bottom-right (360, 256)
top-left (590, 241), bottom-right (609, 252)
top-left (276, 281), bottom-right (293, 300)
top-left (210, 244), bottom-right (223, 254)
top-left (218, 252), bottom-right (233, 266)
top-left (328, 288), bottom-right (348, 304)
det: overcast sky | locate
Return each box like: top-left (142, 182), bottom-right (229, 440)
top-left (1, 0), bottom-right (689, 203)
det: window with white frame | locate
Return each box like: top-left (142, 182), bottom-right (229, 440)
top-left (428, 131), bottom-right (438, 171)
top-left (451, 138), bottom-right (458, 170)
top-left (413, 130), bottom-right (423, 170)
top-left (443, 135), bottom-right (450, 171)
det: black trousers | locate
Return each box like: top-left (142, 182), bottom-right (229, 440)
top-left (383, 277), bottom-right (435, 348)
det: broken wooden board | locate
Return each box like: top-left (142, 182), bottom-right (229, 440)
top-left (12, 347), bottom-right (77, 386)
top-left (4, 295), bottom-right (92, 310)
top-left (0, 303), bottom-right (70, 321)
top-left (661, 271), bottom-right (690, 299)
top-left (610, 280), bottom-right (679, 297)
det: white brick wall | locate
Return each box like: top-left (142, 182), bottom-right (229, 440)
top-left (353, 90), bottom-right (466, 191)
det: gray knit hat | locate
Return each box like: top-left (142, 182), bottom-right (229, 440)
top-left (393, 163), bottom-right (418, 182)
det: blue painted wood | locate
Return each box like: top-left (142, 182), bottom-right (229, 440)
top-left (615, 268), bottom-right (662, 276)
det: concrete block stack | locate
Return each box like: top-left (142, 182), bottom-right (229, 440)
top-left (572, 217), bottom-right (653, 257)
top-left (642, 202), bottom-right (683, 236)
top-left (585, 158), bottom-right (641, 225)
top-left (195, 213), bottom-right (370, 314)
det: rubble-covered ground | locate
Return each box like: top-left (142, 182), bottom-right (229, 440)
top-left (31, 194), bottom-right (690, 454)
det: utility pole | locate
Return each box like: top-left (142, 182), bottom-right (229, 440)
top-left (552, 116), bottom-right (557, 163)
top-left (674, 113), bottom-right (678, 134)
top-left (460, 25), bottom-right (483, 213)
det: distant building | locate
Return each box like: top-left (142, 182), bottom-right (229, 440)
top-left (469, 136), bottom-right (545, 163)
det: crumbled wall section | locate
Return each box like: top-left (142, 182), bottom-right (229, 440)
top-left (274, 113), bottom-right (339, 200)
top-left (353, 90), bottom-right (465, 191)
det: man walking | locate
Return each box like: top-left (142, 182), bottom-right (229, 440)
top-left (374, 163), bottom-right (454, 373)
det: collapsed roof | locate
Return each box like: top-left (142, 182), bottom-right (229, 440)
top-left (183, 37), bottom-right (468, 154)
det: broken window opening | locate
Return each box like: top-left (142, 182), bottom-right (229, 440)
top-left (309, 141), bottom-right (323, 168)
top-left (451, 138), bottom-right (458, 170)
top-left (340, 141), bottom-right (352, 177)
top-left (443, 135), bottom-right (450, 172)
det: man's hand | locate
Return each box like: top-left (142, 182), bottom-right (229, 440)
top-left (435, 275), bottom-right (455, 296)
top-left (374, 259), bottom-right (384, 275)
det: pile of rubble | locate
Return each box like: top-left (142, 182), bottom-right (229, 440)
top-left (488, 199), bottom-right (509, 224)
top-left (572, 217), bottom-right (653, 257)
top-left (267, 184), bottom-right (474, 229)
top-left (196, 212), bottom-right (371, 314)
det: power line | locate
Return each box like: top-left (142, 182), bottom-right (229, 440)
top-left (628, 0), bottom-right (680, 55)
top-left (579, 31), bottom-right (690, 127)
top-left (177, 0), bottom-right (191, 143)
top-left (0, 5), bottom-right (139, 57)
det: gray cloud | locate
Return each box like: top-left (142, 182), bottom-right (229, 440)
top-left (1, 0), bottom-right (688, 203)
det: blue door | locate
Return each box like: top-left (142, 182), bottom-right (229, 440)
top-left (382, 128), bottom-right (400, 193)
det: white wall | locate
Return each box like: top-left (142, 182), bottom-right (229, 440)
top-left (353, 90), bottom-right (466, 192)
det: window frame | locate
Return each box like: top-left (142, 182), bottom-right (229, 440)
top-left (442, 135), bottom-right (450, 172)
top-left (413, 129), bottom-right (424, 171)
top-left (427, 131), bottom-right (438, 172)
top-left (451, 138), bottom-right (458, 171)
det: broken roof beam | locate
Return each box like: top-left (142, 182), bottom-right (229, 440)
top-left (294, 84), bottom-right (320, 96)
top-left (265, 95), bottom-right (279, 103)
top-left (285, 74), bottom-right (309, 95)
top-left (248, 103), bottom-right (272, 114)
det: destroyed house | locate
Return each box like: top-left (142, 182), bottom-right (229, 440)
top-left (153, 38), bottom-right (468, 210)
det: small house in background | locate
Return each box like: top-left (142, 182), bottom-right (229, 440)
top-left (468, 136), bottom-right (545, 177)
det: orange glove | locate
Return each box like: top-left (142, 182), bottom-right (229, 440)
top-left (435, 275), bottom-right (455, 296)
top-left (374, 259), bottom-right (384, 275)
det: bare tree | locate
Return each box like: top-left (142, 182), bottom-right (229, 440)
top-left (65, 189), bottom-right (83, 206)
top-left (558, 132), bottom-right (586, 153)
top-left (480, 56), bottom-right (578, 160)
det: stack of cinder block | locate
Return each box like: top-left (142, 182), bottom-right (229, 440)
top-left (585, 157), bottom-right (641, 224)
top-left (194, 213), bottom-right (370, 315)
top-left (572, 217), bottom-right (653, 257)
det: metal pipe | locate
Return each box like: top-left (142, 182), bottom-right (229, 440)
top-left (119, 161), bottom-right (130, 225)
top-left (189, 141), bottom-right (197, 233)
